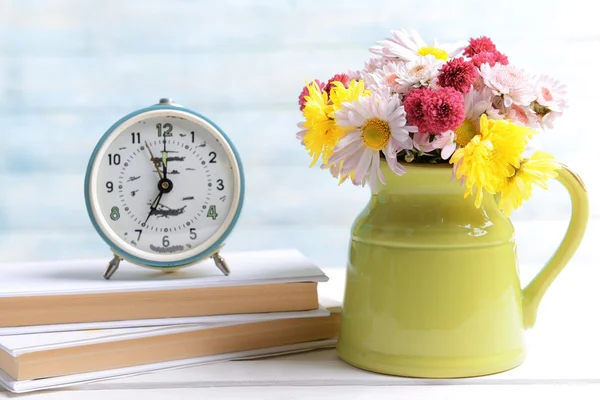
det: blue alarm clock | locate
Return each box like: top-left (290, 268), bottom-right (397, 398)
top-left (85, 99), bottom-right (244, 279)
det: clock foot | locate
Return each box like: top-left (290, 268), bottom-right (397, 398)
top-left (104, 255), bottom-right (122, 280)
top-left (211, 253), bottom-right (230, 276)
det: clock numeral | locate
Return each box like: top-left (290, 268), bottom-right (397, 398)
top-left (106, 181), bottom-right (114, 193)
top-left (108, 153), bottom-right (121, 166)
top-left (110, 207), bottom-right (120, 221)
top-left (156, 123), bottom-right (173, 137)
top-left (209, 152), bottom-right (217, 163)
top-left (191, 131), bottom-right (195, 143)
top-left (135, 229), bottom-right (142, 241)
top-left (216, 179), bottom-right (224, 191)
top-left (131, 132), bottom-right (140, 144)
top-left (190, 228), bottom-right (197, 240)
top-left (207, 205), bottom-right (218, 220)
top-left (162, 235), bottom-right (170, 247)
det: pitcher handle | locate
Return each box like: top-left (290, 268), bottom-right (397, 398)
top-left (522, 164), bottom-right (589, 329)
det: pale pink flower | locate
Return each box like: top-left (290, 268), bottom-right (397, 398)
top-left (347, 69), bottom-right (362, 81)
top-left (463, 87), bottom-right (503, 121)
top-left (296, 122), bottom-right (307, 145)
top-left (395, 55), bottom-right (443, 94)
top-left (363, 60), bottom-right (405, 93)
top-left (507, 104), bottom-right (540, 128)
top-left (328, 93), bottom-right (417, 187)
top-left (535, 74), bottom-right (568, 112)
top-left (533, 74), bottom-right (568, 129)
top-left (413, 131), bottom-right (435, 153)
top-left (432, 130), bottom-right (457, 159)
top-left (538, 111), bottom-right (561, 129)
top-left (479, 63), bottom-right (536, 107)
top-left (363, 57), bottom-right (392, 74)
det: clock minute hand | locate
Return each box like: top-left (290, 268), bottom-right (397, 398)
top-left (162, 150), bottom-right (168, 180)
top-left (143, 191), bottom-right (163, 227)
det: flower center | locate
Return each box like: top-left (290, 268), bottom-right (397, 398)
top-left (417, 46), bottom-right (449, 61)
top-left (361, 118), bottom-right (391, 150)
top-left (454, 119), bottom-right (478, 147)
top-left (386, 73), bottom-right (399, 86)
top-left (541, 87), bottom-right (553, 102)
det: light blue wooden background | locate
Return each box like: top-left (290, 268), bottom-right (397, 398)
top-left (0, 0), bottom-right (597, 272)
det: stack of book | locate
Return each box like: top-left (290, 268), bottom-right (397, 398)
top-left (0, 249), bottom-right (340, 393)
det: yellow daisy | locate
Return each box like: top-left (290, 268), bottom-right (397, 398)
top-left (450, 114), bottom-right (536, 207)
top-left (329, 80), bottom-right (371, 110)
top-left (498, 151), bottom-right (561, 216)
top-left (299, 81), bottom-right (338, 167)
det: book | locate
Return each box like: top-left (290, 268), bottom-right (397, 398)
top-left (0, 300), bottom-right (341, 393)
top-left (0, 305), bottom-right (330, 336)
top-left (0, 338), bottom-right (338, 393)
top-left (0, 249), bottom-right (328, 330)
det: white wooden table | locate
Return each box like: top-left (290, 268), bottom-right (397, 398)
top-left (3, 255), bottom-right (599, 400)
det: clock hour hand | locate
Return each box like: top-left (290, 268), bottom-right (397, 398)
top-left (143, 191), bottom-right (163, 227)
top-left (144, 141), bottom-right (164, 180)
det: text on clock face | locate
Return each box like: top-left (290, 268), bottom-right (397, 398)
top-left (94, 116), bottom-right (235, 256)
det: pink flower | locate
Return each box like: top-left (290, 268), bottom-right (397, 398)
top-left (464, 36), bottom-right (497, 57)
top-left (437, 57), bottom-right (479, 94)
top-left (403, 87), bottom-right (466, 134)
top-left (324, 73), bottom-right (351, 94)
top-left (471, 51), bottom-right (509, 68)
top-left (298, 80), bottom-right (325, 111)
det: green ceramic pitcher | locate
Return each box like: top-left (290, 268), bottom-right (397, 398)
top-left (336, 161), bottom-right (588, 378)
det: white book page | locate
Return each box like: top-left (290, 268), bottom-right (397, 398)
top-left (0, 249), bottom-right (328, 297)
top-left (0, 306), bottom-right (333, 356)
top-left (0, 339), bottom-right (338, 393)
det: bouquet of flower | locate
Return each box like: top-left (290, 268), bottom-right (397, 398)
top-left (296, 29), bottom-right (567, 216)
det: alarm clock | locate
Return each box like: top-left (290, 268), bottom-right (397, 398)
top-left (85, 98), bottom-right (244, 279)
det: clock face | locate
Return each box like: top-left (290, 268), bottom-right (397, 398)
top-left (87, 109), bottom-right (242, 265)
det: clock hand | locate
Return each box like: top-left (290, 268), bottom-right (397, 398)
top-left (161, 150), bottom-right (168, 180)
top-left (143, 191), bottom-right (163, 227)
top-left (144, 141), bottom-right (164, 180)
top-left (162, 135), bottom-right (168, 180)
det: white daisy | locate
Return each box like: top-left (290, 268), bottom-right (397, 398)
top-left (328, 92), bottom-right (417, 187)
top-left (395, 55), bottom-right (443, 93)
top-left (369, 28), bottom-right (467, 62)
top-left (362, 60), bottom-right (404, 93)
top-left (479, 63), bottom-right (536, 107)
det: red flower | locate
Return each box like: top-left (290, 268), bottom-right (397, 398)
top-left (403, 89), bottom-right (428, 132)
top-left (404, 87), bottom-right (465, 134)
top-left (437, 57), bottom-right (479, 94)
top-left (324, 73), bottom-right (351, 94)
top-left (464, 36), bottom-right (497, 57)
top-left (298, 80), bottom-right (325, 111)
